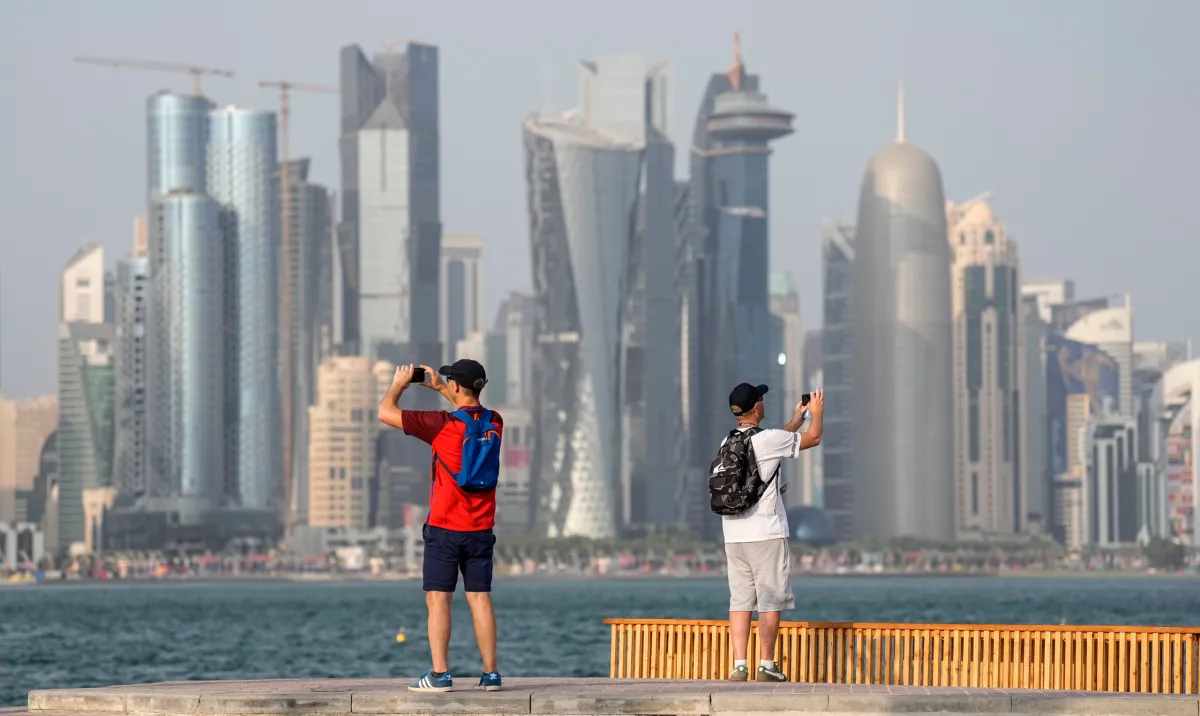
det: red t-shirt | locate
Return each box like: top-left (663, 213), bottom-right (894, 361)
top-left (403, 407), bottom-right (503, 532)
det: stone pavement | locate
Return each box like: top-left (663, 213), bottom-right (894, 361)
top-left (22, 678), bottom-right (1200, 716)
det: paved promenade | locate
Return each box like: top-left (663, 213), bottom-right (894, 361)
top-left (22, 679), bottom-right (1200, 716)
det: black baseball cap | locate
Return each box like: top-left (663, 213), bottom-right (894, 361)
top-left (729, 383), bottom-right (769, 416)
top-left (439, 359), bottom-right (488, 393)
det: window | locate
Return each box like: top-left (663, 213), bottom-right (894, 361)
top-left (985, 231), bottom-right (995, 245)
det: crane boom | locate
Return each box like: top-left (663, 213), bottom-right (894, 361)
top-left (75, 55), bottom-right (234, 95)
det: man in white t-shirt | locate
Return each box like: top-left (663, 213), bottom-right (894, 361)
top-left (722, 382), bottom-right (824, 682)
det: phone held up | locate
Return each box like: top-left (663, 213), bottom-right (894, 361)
top-left (411, 367), bottom-right (427, 384)
top-left (801, 393), bottom-right (811, 407)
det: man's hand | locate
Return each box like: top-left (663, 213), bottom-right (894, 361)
top-left (419, 365), bottom-right (444, 390)
top-left (392, 364), bottom-right (416, 390)
top-left (805, 387), bottom-right (825, 417)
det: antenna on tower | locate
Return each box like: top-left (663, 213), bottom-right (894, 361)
top-left (896, 79), bottom-right (906, 143)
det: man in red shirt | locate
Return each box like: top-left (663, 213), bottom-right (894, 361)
top-left (378, 359), bottom-right (503, 693)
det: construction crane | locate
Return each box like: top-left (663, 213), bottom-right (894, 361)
top-left (257, 80), bottom-right (337, 546)
top-left (74, 55), bottom-right (234, 95)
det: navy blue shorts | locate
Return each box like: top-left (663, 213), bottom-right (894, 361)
top-left (422, 524), bottom-right (496, 593)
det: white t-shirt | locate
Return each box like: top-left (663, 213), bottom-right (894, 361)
top-left (720, 427), bottom-right (800, 544)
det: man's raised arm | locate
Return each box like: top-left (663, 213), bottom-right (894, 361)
top-left (378, 364), bottom-right (414, 430)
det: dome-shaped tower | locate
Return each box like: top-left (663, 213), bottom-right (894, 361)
top-left (850, 82), bottom-right (955, 541)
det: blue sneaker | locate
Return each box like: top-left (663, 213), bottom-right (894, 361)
top-left (476, 671), bottom-right (502, 691)
top-left (409, 669), bottom-right (453, 693)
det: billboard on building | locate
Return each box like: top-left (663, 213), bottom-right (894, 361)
top-left (1046, 335), bottom-right (1120, 477)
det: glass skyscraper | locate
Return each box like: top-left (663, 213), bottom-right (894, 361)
top-left (113, 255), bottom-right (149, 498)
top-left (524, 114), bottom-right (641, 539)
top-left (337, 42), bottom-right (441, 362)
top-left (281, 158), bottom-right (333, 522)
top-left (208, 107), bottom-right (280, 510)
top-left (683, 40), bottom-right (793, 537)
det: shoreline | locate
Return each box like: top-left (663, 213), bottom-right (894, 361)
top-left (4, 569), bottom-right (1198, 587)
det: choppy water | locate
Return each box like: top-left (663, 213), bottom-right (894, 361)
top-left (3, 575), bottom-right (1200, 706)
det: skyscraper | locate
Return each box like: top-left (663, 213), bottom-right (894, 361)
top-left (948, 198), bottom-right (1022, 537)
top-left (684, 37), bottom-right (793, 536)
top-left (208, 106), bottom-right (280, 510)
top-left (524, 113), bottom-right (640, 539)
top-left (113, 252), bottom-right (149, 499)
top-left (338, 42), bottom-right (442, 521)
top-left (820, 222), bottom-right (855, 539)
top-left (523, 54), bottom-right (680, 537)
top-left (145, 91), bottom-right (217, 511)
top-left (1065, 296), bottom-right (1134, 418)
top-left (440, 234), bottom-right (483, 364)
top-left (337, 42), bottom-right (441, 364)
top-left (58, 244), bottom-right (116, 548)
top-left (850, 85), bottom-right (954, 541)
top-left (280, 158), bottom-right (333, 525)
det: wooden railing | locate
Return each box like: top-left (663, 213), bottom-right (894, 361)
top-left (606, 618), bottom-right (1200, 694)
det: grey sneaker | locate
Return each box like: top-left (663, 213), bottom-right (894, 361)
top-left (728, 665), bottom-right (749, 681)
top-left (756, 664), bottom-right (787, 682)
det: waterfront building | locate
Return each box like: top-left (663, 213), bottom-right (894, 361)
top-left (1020, 295), bottom-right (1051, 533)
top-left (524, 112), bottom-right (639, 539)
top-left (1143, 360), bottom-right (1200, 544)
top-left (156, 194), bottom-right (227, 515)
top-left (281, 158), bottom-right (334, 525)
top-left (57, 245), bottom-right (116, 549)
top-left (1045, 334), bottom-right (1120, 542)
top-left (145, 90), bottom-right (214, 503)
top-left (113, 252), bottom-right (150, 500)
top-left (820, 222), bottom-right (855, 538)
top-left (850, 85), bottom-right (954, 541)
top-left (307, 357), bottom-right (391, 529)
top-left (524, 53), bottom-right (682, 538)
top-left (683, 37), bottom-right (793, 537)
top-left (1057, 416), bottom-right (1140, 548)
top-left (338, 42), bottom-right (443, 531)
top-left (208, 106), bottom-right (280, 510)
top-left (948, 198), bottom-right (1022, 537)
top-left (495, 292), bottom-right (536, 409)
top-left (1065, 296), bottom-right (1134, 418)
top-left (440, 234), bottom-right (483, 364)
top-left (0, 395), bottom-right (58, 524)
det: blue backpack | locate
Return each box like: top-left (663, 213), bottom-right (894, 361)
top-left (437, 408), bottom-right (501, 493)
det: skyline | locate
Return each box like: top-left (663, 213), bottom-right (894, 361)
top-left (3, 0), bottom-right (1200, 398)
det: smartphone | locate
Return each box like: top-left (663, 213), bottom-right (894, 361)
top-left (412, 367), bottom-right (427, 383)
top-left (801, 393), bottom-right (811, 406)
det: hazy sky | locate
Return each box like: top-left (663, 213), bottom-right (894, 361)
top-left (1, 0), bottom-right (1198, 398)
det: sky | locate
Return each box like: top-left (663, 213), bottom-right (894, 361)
top-left (1, 0), bottom-right (1198, 398)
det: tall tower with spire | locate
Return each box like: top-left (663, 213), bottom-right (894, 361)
top-left (681, 35), bottom-right (795, 537)
top-left (848, 83), bottom-right (955, 540)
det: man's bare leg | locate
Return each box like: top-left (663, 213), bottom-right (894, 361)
top-left (465, 591), bottom-right (498, 673)
top-left (426, 591), bottom-right (453, 673)
top-left (757, 611), bottom-right (781, 662)
top-left (730, 610), bottom-right (753, 661)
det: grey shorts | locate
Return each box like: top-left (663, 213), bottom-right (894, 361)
top-left (725, 539), bottom-right (794, 613)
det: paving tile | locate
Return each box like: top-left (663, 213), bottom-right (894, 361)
top-left (531, 691), bottom-right (710, 715)
top-left (125, 692), bottom-right (201, 714)
top-left (710, 691), bottom-right (829, 712)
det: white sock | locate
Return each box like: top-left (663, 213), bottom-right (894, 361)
top-left (734, 659), bottom-right (747, 669)
top-left (761, 659), bottom-right (776, 670)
